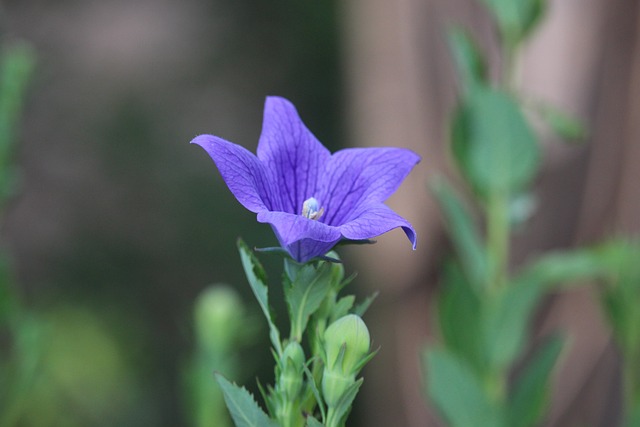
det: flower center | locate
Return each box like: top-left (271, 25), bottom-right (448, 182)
top-left (301, 197), bottom-right (324, 220)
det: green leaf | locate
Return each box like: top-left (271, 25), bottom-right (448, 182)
top-left (513, 249), bottom-right (606, 292)
top-left (438, 261), bottom-right (485, 374)
top-left (285, 263), bottom-right (333, 342)
top-left (332, 295), bottom-right (355, 320)
top-left (303, 363), bottom-right (326, 422)
top-left (451, 86), bottom-right (539, 199)
top-left (482, 282), bottom-right (542, 371)
top-left (538, 104), bottom-right (587, 141)
top-left (0, 42), bottom-right (36, 203)
top-left (424, 348), bottom-right (504, 427)
top-left (327, 378), bottom-right (363, 427)
top-left (306, 417), bottom-right (325, 427)
top-left (215, 374), bottom-right (278, 427)
top-left (447, 27), bottom-right (487, 95)
top-left (237, 239), bottom-right (282, 356)
top-left (592, 239), bottom-right (640, 353)
top-left (431, 177), bottom-right (487, 288)
top-left (507, 335), bottom-right (564, 427)
top-left (351, 292), bottom-right (378, 317)
top-left (482, 249), bottom-right (605, 372)
top-left (480, 0), bottom-right (546, 45)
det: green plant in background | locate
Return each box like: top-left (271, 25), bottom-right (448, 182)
top-left (185, 284), bottom-right (259, 427)
top-left (592, 239), bottom-right (640, 427)
top-left (0, 40), bottom-right (40, 427)
top-left (421, 0), bottom-right (599, 426)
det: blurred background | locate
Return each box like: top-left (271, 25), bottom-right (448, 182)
top-left (1, 0), bottom-right (639, 426)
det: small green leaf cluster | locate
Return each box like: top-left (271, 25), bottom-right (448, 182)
top-left (216, 241), bottom-right (376, 427)
top-left (422, 1), bottom-right (595, 426)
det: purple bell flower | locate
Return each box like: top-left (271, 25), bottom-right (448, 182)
top-left (191, 96), bottom-right (420, 263)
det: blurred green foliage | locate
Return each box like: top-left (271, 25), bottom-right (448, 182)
top-left (0, 0), bottom-right (345, 424)
top-left (422, 0), bottom-right (597, 426)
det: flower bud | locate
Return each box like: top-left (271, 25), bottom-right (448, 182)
top-left (321, 315), bottom-right (371, 408)
top-left (194, 285), bottom-right (243, 353)
top-left (323, 314), bottom-right (370, 375)
top-left (278, 341), bottom-right (305, 400)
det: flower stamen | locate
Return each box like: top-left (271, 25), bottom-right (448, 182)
top-left (302, 197), bottom-right (324, 220)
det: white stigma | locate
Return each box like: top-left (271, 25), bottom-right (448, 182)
top-left (302, 197), bottom-right (324, 220)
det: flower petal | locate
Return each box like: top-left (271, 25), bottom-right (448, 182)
top-left (339, 203), bottom-right (417, 249)
top-left (318, 147), bottom-right (420, 226)
top-left (191, 134), bottom-right (279, 213)
top-left (257, 97), bottom-right (331, 215)
top-left (257, 211), bottom-right (342, 262)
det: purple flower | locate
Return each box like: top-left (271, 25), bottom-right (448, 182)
top-left (191, 96), bottom-right (420, 263)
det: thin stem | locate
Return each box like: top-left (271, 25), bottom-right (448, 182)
top-left (486, 190), bottom-right (510, 292)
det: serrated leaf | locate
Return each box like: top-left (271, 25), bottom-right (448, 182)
top-left (431, 177), bottom-right (487, 288)
top-left (448, 27), bottom-right (487, 95)
top-left (507, 335), bottom-right (564, 427)
top-left (451, 86), bottom-right (539, 199)
top-left (286, 263), bottom-right (333, 342)
top-left (215, 373), bottom-right (278, 427)
top-left (424, 348), bottom-right (504, 427)
top-left (237, 239), bottom-right (282, 356)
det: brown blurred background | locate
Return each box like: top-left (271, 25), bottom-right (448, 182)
top-left (2, 0), bottom-right (639, 426)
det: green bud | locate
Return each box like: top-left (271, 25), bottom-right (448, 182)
top-left (321, 315), bottom-right (371, 409)
top-left (278, 341), bottom-right (305, 400)
top-left (323, 314), bottom-right (370, 375)
top-left (194, 285), bottom-right (244, 353)
top-left (321, 368), bottom-right (354, 408)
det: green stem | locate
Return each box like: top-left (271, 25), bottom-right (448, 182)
top-left (486, 191), bottom-right (509, 292)
top-left (325, 407), bottom-right (342, 427)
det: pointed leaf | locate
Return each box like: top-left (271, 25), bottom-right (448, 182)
top-left (483, 282), bottom-right (542, 371)
top-left (286, 263), bottom-right (333, 342)
top-left (306, 417), bottom-right (325, 427)
top-left (447, 27), bottom-right (487, 95)
top-left (332, 295), bottom-right (355, 320)
top-left (451, 86), bottom-right (539, 198)
top-left (238, 239), bottom-right (282, 356)
top-left (328, 378), bottom-right (363, 426)
top-left (424, 348), bottom-right (504, 427)
top-left (513, 249), bottom-right (606, 292)
top-left (351, 291), bottom-right (378, 317)
top-left (453, 86), bottom-right (539, 198)
top-left (508, 335), bottom-right (564, 427)
top-left (215, 374), bottom-right (278, 427)
top-left (480, 0), bottom-right (546, 44)
top-left (538, 104), bottom-right (587, 141)
top-left (431, 177), bottom-right (487, 288)
top-left (438, 261), bottom-right (485, 374)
